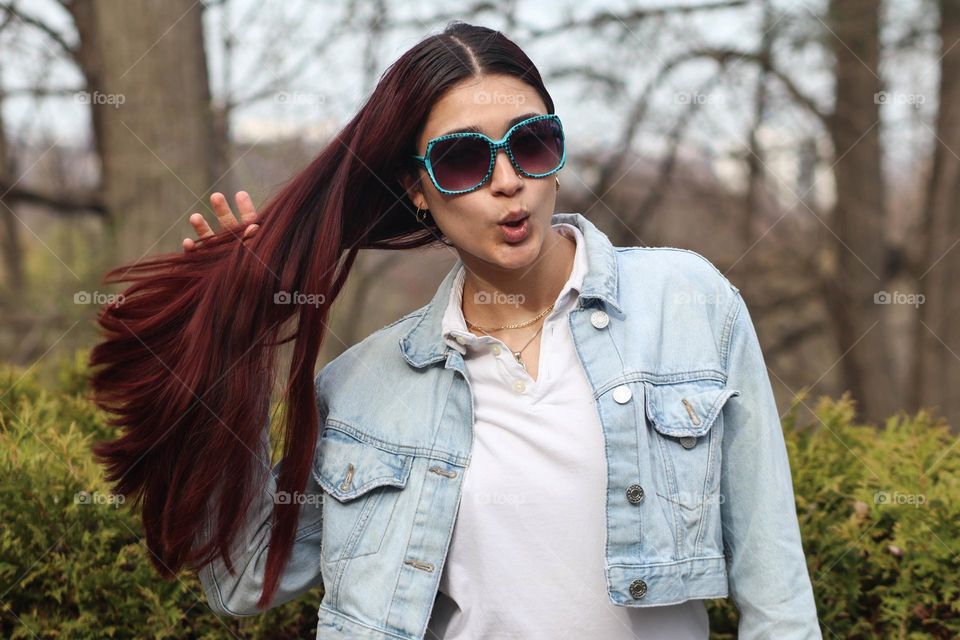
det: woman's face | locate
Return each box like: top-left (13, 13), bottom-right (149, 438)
top-left (403, 74), bottom-right (559, 272)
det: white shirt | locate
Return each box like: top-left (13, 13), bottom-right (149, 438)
top-left (425, 222), bottom-right (709, 639)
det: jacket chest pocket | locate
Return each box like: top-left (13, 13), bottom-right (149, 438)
top-left (312, 426), bottom-right (412, 562)
top-left (644, 379), bottom-right (740, 513)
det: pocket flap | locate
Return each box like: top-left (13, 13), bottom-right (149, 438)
top-left (312, 427), bottom-right (412, 502)
top-left (644, 379), bottom-right (740, 437)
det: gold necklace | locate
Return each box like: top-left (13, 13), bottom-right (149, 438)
top-left (469, 322), bottom-right (545, 370)
top-left (465, 302), bottom-right (555, 332)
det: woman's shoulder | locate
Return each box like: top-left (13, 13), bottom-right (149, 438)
top-left (314, 305), bottom-right (428, 393)
top-left (615, 244), bottom-right (740, 298)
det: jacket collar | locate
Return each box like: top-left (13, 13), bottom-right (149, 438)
top-left (399, 212), bottom-right (622, 368)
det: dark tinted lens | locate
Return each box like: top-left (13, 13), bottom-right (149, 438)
top-left (510, 118), bottom-right (563, 175)
top-left (429, 136), bottom-right (490, 191)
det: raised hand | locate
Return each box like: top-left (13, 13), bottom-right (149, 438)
top-left (183, 191), bottom-right (260, 252)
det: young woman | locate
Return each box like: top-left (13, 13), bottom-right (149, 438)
top-left (90, 21), bottom-right (821, 640)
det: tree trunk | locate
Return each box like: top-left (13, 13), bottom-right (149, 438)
top-left (825, 0), bottom-right (899, 422)
top-left (68, 0), bottom-right (217, 267)
top-left (912, 0), bottom-right (960, 429)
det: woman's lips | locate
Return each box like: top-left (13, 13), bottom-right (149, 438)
top-left (498, 215), bottom-right (530, 243)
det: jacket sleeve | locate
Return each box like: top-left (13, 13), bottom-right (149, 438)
top-left (197, 398), bottom-right (325, 616)
top-left (719, 291), bottom-right (821, 639)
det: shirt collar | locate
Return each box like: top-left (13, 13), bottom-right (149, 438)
top-left (440, 222), bottom-right (588, 355)
top-left (400, 212), bottom-right (623, 369)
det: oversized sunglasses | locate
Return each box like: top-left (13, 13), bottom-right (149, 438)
top-left (411, 114), bottom-right (566, 195)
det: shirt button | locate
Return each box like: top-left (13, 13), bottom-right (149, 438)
top-left (492, 344), bottom-right (502, 356)
top-left (513, 380), bottom-right (526, 394)
top-left (612, 385), bottom-right (632, 404)
top-left (679, 436), bottom-right (698, 449)
top-left (590, 310), bottom-right (609, 329)
top-left (629, 579), bottom-right (648, 599)
top-left (626, 484), bottom-right (645, 504)
top-left (455, 336), bottom-right (467, 345)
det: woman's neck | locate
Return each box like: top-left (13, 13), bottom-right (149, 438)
top-left (459, 226), bottom-right (576, 329)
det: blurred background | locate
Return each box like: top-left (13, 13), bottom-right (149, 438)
top-left (1, 0), bottom-right (959, 638)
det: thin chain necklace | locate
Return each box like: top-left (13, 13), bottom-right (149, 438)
top-left (467, 322), bottom-right (545, 370)
top-left (462, 284), bottom-right (554, 370)
top-left (465, 302), bottom-right (554, 332)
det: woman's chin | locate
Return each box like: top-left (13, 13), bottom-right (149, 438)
top-left (487, 237), bottom-right (544, 270)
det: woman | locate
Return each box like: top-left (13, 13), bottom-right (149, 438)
top-left (90, 21), bottom-right (820, 640)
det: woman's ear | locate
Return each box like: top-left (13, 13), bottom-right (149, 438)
top-left (398, 172), bottom-right (428, 211)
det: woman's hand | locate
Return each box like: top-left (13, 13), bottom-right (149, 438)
top-left (183, 191), bottom-right (260, 252)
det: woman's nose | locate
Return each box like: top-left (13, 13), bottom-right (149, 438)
top-left (487, 148), bottom-right (523, 193)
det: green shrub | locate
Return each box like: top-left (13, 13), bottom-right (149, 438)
top-left (707, 392), bottom-right (960, 638)
top-left (1, 352), bottom-right (957, 638)
top-left (0, 351), bottom-right (321, 639)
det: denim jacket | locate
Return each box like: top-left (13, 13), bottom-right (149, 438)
top-left (199, 212), bottom-right (822, 639)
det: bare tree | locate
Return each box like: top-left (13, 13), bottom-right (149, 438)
top-left (66, 0), bottom-right (217, 266)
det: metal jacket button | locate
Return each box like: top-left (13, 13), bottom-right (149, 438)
top-left (679, 435), bottom-right (697, 449)
top-left (629, 579), bottom-right (648, 599)
top-left (626, 484), bottom-right (645, 504)
top-left (612, 385), bottom-right (632, 404)
top-left (590, 310), bottom-right (609, 329)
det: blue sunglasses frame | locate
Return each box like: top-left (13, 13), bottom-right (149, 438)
top-left (411, 113), bottom-right (566, 195)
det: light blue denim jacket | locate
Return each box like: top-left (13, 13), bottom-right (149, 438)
top-left (199, 212), bottom-right (821, 639)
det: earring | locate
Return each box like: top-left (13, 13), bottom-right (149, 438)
top-left (555, 176), bottom-right (560, 192)
top-left (415, 206), bottom-right (427, 223)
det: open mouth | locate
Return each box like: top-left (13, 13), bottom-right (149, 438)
top-left (500, 214), bottom-right (529, 227)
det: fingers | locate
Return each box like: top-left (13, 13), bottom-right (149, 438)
top-left (235, 190), bottom-right (258, 224)
top-left (190, 211), bottom-right (214, 237)
top-left (184, 212), bottom-right (214, 252)
top-left (184, 192), bottom-right (259, 252)
top-left (210, 192), bottom-right (239, 228)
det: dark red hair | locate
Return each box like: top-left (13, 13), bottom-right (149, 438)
top-left (89, 21), bottom-right (556, 610)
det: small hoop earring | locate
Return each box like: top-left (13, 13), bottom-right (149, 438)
top-left (555, 176), bottom-right (560, 192)
top-left (415, 206), bottom-right (427, 223)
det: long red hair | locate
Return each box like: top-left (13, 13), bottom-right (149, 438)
top-left (88, 21), bottom-right (556, 610)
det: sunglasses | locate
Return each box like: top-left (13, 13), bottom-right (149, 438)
top-left (411, 114), bottom-right (566, 195)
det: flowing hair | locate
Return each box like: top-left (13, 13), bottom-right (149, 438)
top-left (88, 21), bottom-right (556, 610)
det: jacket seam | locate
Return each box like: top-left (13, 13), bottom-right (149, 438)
top-left (720, 290), bottom-right (744, 375)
